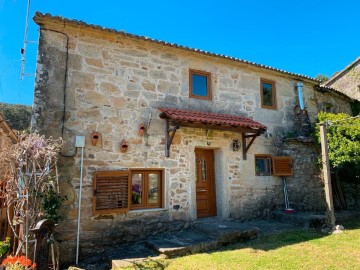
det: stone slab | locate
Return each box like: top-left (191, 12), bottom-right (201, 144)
top-left (145, 219), bottom-right (260, 258)
top-left (272, 210), bottom-right (360, 228)
top-left (146, 230), bottom-right (218, 257)
top-left (193, 218), bottom-right (260, 244)
top-left (108, 242), bottom-right (159, 269)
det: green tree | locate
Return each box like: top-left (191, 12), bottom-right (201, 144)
top-left (315, 74), bottom-right (329, 83)
top-left (0, 103), bottom-right (32, 131)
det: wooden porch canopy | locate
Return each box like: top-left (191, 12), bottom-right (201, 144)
top-left (158, 107), bottom-right (267, 159)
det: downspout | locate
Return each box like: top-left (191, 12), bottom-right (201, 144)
top-left (75, 136), bottom-right (85, 265)
top-left (295, 82), bottom-right (304, 110)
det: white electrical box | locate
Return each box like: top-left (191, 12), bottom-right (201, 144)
top-left (75, 136), bottom-right (85, 148)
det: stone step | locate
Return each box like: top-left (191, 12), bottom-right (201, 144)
top-left (110, 222), bottom-right (260, 268)
top-left (272, 211), bottom-right (325, 228)
top-left (193, 220), bottom-right (260, 244)
top-left (146, 220), bottom-right (260, 258)
top-left (109, 242), bottom-right (159, 269)
top-left (272, 210), bottom-right (360, 228)
top-left (146, 230), bottom-right (218, 258)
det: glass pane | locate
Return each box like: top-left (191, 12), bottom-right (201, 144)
top-left (195, 158), bottom-right (199, 182)
top-left (262, 82), bottom-right (273, 106)
top-left (202, 158), bottom-right (207, 182)
top-left (192, 74), bottom-right (208, 96)
top-left (148, 173), bottom-right (159, 205)
top-left (256, 158), bottom-right (269, 175)
top-left (132, 173), bottom-right (142, 205)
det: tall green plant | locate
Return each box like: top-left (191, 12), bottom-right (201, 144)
top-left (313, 112), bottom-right (360, 183)
top-left (39, 183), bottom-right (67, 224)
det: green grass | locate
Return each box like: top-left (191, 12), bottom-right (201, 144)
top-left (118, 219), bottom-right (360, 270)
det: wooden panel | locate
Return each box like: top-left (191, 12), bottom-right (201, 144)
top-left (196, 199), bottom-right (208, 212)
top-left (93, 171), bottom-right (130, 214)
top-left (195, 149), bottom-right (216, 218)
top-left (272, 156), bottom-right (293, 176)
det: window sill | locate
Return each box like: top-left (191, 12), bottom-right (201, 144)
top-left (129, 208), bottom-right (166, 213)
top-left (261, 106), bottom-right (277, 110)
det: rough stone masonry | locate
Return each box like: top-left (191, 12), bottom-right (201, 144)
top-left (32, 13), bottom-right (353, 264)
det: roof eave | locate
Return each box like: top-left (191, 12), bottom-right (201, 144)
top-left (33, 12), bottom-right (319, 84)
top-left (324, 57), bottom-right (360, 86)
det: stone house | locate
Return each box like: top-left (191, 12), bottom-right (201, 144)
top-left (0, 113), bottom-right (17, 239)
top-left (32, 12), bottom-right (353, 262)
top-left (324, 57), bottom-right (360, 101)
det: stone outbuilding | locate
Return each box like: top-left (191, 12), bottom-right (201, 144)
top-left (32, 12), bottom-right (354, 263)
top-left (324, 57), bottom-right (360, 101)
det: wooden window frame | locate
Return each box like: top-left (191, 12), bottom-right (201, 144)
top-left (130, 168), bottom-right (164, 210)
top-left (93, 170), bottom-right (131, 215)
top-left (189, 69), bottom-right (212, 100)
top-left (255, 155), bottom-right (272, 176)
top-left (260, 78), bottom-right (277, 110)
top-left (255, 155), bottom-right (293, 176)
top-left (93, 169), bottom-right (164, 215)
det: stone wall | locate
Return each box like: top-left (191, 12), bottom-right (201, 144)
top-left (32, 16), bottom-right (353, 263)
top-left (342, 182), bottom-right (360, 210)
top-left (326, 59), bottom-right (360, 101)
top-left (281, 140), bottom-right (325, 211)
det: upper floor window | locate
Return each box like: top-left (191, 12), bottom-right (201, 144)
top-left (189, 69), bottom-right (212, 100)
top-left (260, 79), bottom-right (276, 109)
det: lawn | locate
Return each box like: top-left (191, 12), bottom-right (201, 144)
top-left (121, 219), bottom-right (360, 270)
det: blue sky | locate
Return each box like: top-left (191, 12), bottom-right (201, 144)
top-left (0, 0), bottom-right (359, 105)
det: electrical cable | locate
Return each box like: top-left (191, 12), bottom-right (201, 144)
top-left (41, 28), bottom-right (76, 157)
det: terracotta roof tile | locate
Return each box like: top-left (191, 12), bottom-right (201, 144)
top-left (158, 108), bottom-right (266, 131)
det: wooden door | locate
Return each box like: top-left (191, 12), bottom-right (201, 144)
top-left (195, 149), bottom-right (216, 218)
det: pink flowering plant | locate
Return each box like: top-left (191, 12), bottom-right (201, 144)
top-left (0, 132), bottom-right (63, 255)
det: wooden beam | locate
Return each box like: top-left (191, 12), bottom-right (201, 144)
top-left (165, 118), bottom-right (179, 157)
top-left (242, 132), bottom-right (260, 160)
top-left (320, 123), bottom-right (336, 227)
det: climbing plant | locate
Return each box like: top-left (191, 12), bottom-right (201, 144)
top-left (0, 132), bottom-right (63, 255)
top-left (313, 112), bottom-right (360, 182)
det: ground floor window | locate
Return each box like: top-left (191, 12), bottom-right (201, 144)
top-left (93, 169), bottom-right (164, 214)
top-left (131, 170), bottom-right (162, 209)
top-left (255, 155), bottom-right (293, 176)
top-left (255, 155), bottom-right (272, 176)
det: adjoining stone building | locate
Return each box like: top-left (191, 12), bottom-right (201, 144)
top-left (322, 57), bottom-right (360, 209)
top-left (32, 12), bottom-right (354, 263)
top-left (324, 57), bottom-right (360, 101)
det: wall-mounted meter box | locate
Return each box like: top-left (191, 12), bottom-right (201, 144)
top-left (75, 136), bottom-right (85, 148)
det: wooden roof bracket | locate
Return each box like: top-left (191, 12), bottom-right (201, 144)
top-left (165, 118), bottom-right (179, 157)
top-left (242, 132), bottom-right (260, 160)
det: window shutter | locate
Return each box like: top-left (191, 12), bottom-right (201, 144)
top-left (93, 171), bottom-right (130, 214)
top-left (272, 156), bottom-right (293, 176)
